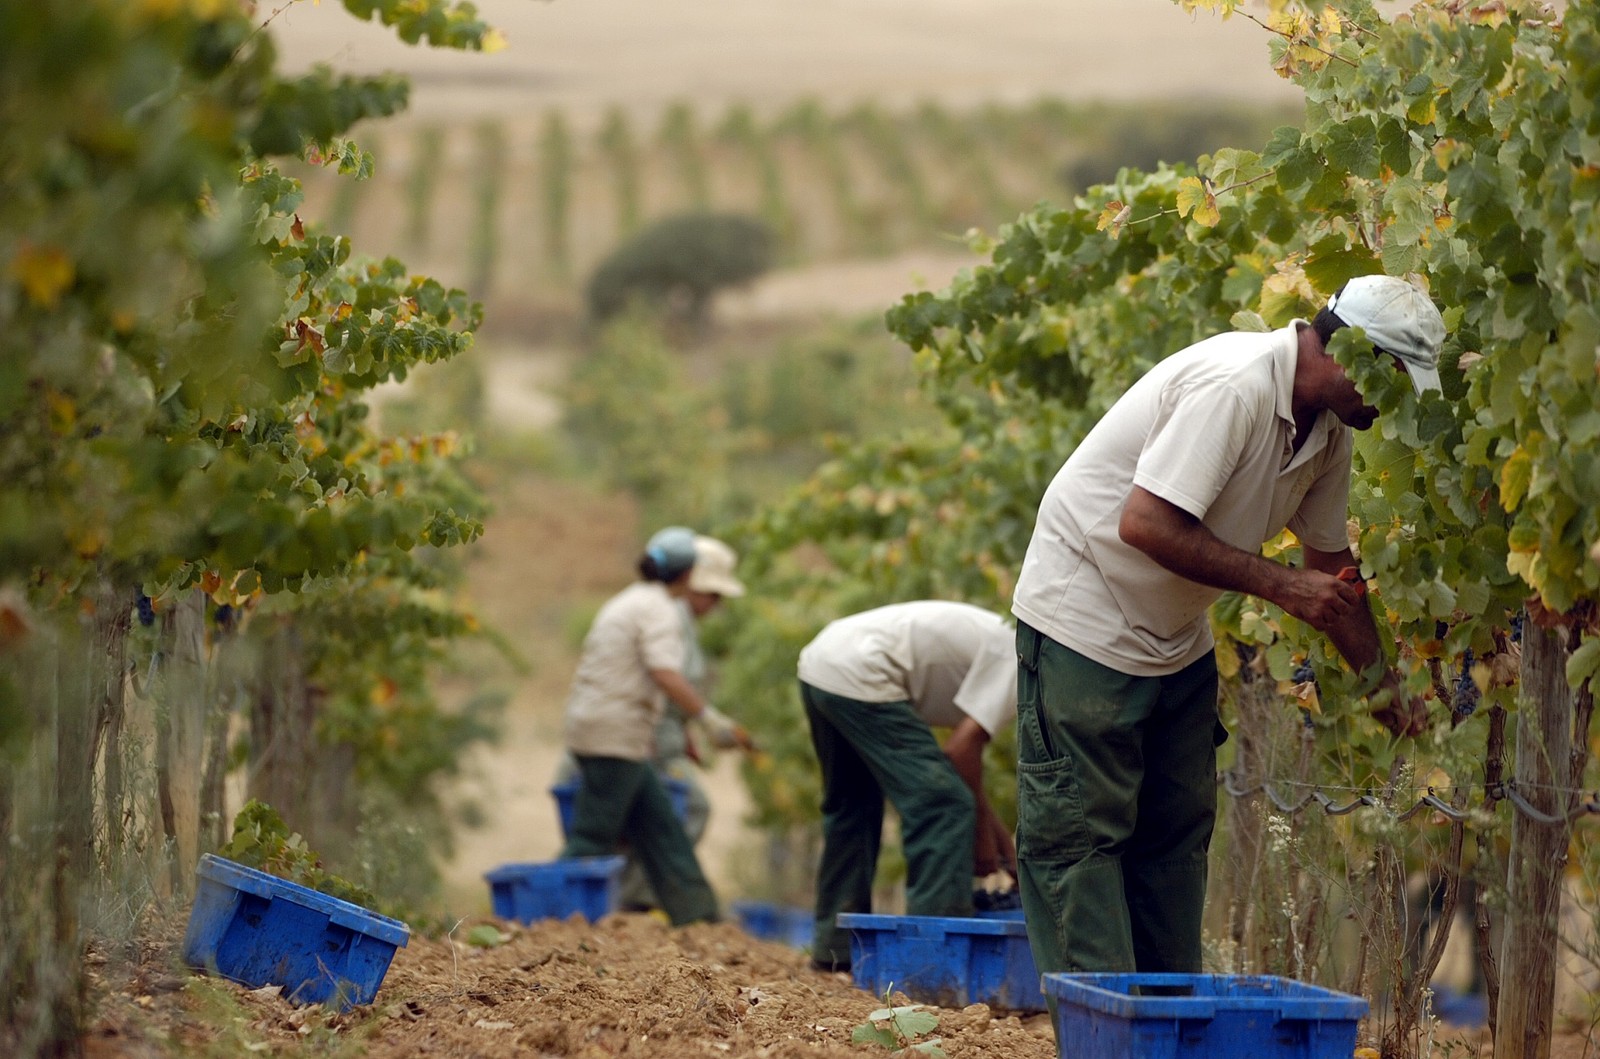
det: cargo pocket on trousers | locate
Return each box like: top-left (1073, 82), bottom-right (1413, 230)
top-left (1016, 751), bottom-right (1090, 864)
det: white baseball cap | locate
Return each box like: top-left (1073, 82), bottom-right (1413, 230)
top-left (689, 536), bottom-right (745, 597)
top-left (1326, 275), bottom-right (1446, 394)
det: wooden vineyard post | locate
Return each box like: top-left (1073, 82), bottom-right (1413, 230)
top-left (249, 622), bottom-right (316, 843)
top-left (1496, 619), bottom-right (1579, 1059)
top-left (155, 590), bottom-right (206, 894)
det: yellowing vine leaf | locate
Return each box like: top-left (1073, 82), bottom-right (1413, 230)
top-left (1506, 550), bottom-right (1543, 593)
top-left (1468, 2), bottom-right (1509, 27)
top-left (1176, 177), bottom-right (1219, 227)
top-left (1289, 677), bottom-right (1322, 714)
top-left (8, 243), bottom-right (74, 308)
top-left (1261, 259), bottom-right (1316, 320)
top-left (1097, 201), bottom-right (1132, 239)
top-left (1498, 447), bottom-right (1533, 511)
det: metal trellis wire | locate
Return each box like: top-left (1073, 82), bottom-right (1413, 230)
top-left (1219, 770), bottom-right (1600, 826)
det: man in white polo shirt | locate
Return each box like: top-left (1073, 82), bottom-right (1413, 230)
top-left (1011, 275), bottom-right (1444, 984)
top-left (798, 600), bottom-right (1018, 972)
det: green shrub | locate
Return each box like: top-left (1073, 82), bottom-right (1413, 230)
top-left (585, 212), bottom-right (774, 323)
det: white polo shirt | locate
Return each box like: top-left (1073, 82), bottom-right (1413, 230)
top-left (1012, 322), bottom-right (1352, 677)
top-left (797, 601), bottom-right (1017, 735)
top-left (564, 581), bottom-right (686, 760)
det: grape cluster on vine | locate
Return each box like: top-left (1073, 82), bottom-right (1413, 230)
top-left (1452, 649), bottom-right (1479, 721)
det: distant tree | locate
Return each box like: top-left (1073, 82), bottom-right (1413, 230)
top-left (586, 212), bottom-right (774, 323)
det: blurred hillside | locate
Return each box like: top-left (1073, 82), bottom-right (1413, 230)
top-left (268, 0), bottom-right (1302, 125)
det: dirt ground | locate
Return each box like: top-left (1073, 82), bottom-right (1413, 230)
top-left (85, 908), bottom-right (1600, 1059)
top-left (85, 912), bottom-right (1059, 1059)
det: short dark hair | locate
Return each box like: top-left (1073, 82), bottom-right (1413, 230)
top-left (638, 552), bottom-right (694, 583)
top-left (1312, 305), bottom-right (1346, 347)
top-left (1314, 303), bottom-right (1393, 359)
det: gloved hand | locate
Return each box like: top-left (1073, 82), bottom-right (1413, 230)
top-left (972, 869), bottom-right (1020, 911)
top-left (700, 704), bottom-right (759, 753)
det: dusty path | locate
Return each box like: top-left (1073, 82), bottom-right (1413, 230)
top-left (434, 461), bottom-right (768, 914)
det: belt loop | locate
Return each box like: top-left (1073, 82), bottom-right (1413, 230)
top-left (1016, 621), bottom-right (1042, 673)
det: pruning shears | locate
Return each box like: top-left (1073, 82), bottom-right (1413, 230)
top-left (1336, 566), bottom-right (1367, 598)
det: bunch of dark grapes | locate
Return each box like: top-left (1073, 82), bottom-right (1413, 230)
top-left (135, 591), bottom-right (155, 627)
top-left (1452, 649), bottom-right (1480, 721)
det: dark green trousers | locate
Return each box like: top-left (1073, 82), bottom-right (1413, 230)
top-left (1014, 621), bottom-right (1221, 993)
top-left (801, 682), bottom-right (976, 968)
top-left (561, 755), bottom-right (719, 926)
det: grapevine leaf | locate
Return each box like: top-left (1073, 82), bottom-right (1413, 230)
top-left (1566, 637), bottom-right (1600, 691)
top-left (1499, 448), bottom-right (1532, 512)
top-left (1097, 201), bottom-right (1132, 239)
top-left (1229, 310), bottom-right (1272, 333)
top-left (1175, 178), bottom-right (1219, 227)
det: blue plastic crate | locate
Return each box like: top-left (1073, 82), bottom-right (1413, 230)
top-left (550, 776), bottom-right (691, 838)
top-left (838, 912), bottom-right (1043, 1012)
top-left (976, 906), bottom-right (1027, 921)
top-left (1045, 973), bottom-right (1368, 1059)
top-left (1432, 987), bottom-right (1488, 1027)
top-left (484, 855), bottom-right (624, 924)
top-left (182, 854), bottom-right (409, 1010)
top-left (731, 900), bottom-right (815, 948)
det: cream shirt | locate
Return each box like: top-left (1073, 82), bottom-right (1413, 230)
top-left (564, 581), bottom-right (686, 760)
top-left (797, 601), bottom-right (1017, 736)
top-left (1012, 322), bottom-right (1352, 677)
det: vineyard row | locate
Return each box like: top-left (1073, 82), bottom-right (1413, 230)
top-left (298, 96), bottom-right (1297, 303)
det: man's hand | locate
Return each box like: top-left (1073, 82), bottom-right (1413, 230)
top-left (1275, 568), bottom-right (1367, 633)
